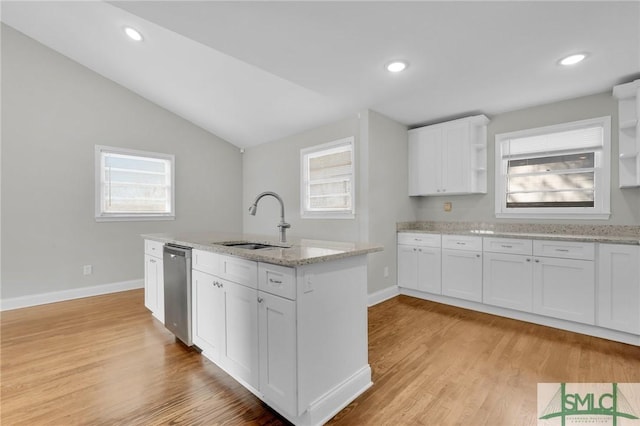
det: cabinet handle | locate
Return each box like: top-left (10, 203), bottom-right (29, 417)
top-left (442, 189), bottom-right (446, 192)
top-left (149, 259), bottom-right (156, 263)
top-left (555, 248), bottom-right (570, 252)
top-left (501, 245), bottom-right (513, 248)
top-left (418, 249), bottom-right (422, 252)
top-left (526, 258), bottom-right (531, 262)
top-left (476, 254), bottom-right (481, 258)
top-left (257, 297), bottom-right (264, 303)
top-left (535, 259), bottom-right (540, 263)
top-left (269, 278), bottom-right (283, 284)
top-left (414, 238), bottom-right (422, 242)
top-left (413, 248), bottom-right (417, 252)
top-left (456, 242), bottom-right (466, 246)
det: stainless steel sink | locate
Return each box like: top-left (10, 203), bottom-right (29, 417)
top-left (216, 241), bottom-right (282, 250)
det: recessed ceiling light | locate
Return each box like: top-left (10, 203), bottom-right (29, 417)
top-left (559, 53), bottom-right (587, 66)
top-left (386, 61), bottom-right (408, 73)
top-left (124, 26), bottom-right (143, 42)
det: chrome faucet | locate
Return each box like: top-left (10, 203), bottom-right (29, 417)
top-left (248, 191), bottom-right (291, 243)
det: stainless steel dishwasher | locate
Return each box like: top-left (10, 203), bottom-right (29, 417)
top-left (163, 244), bottom-right (193, 346)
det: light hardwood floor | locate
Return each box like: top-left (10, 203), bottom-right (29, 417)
top-left (2, 290), bottom-right (639, 425)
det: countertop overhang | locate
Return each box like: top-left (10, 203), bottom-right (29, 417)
top-left (142, 232), bottom-right (383, 267)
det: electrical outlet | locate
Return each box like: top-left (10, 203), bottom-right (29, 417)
top-left (383, 266), bottom-right (389, 278)
top-left (444, 202), bottom-right (452, 212)
top-left (83, 265), bottom-right (92, 275)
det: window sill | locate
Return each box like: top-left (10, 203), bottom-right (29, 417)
top-left (95, 215), bottom-right (175, 222)
top-left (301, 212), bottom-right (355, 220)
top-left (495, 212), bottom-right (610, 220)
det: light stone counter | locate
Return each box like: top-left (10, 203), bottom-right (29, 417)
top-left (142, 231), bottom-right (383, 267)
top-left (397, 221), bottom-right (640, 245)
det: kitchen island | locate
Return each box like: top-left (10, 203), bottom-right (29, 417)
top-left (143, 232), bottom-right (382, 426)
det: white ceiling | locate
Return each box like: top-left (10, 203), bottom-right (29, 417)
top-left (2, 1), bottom-right (639, 148)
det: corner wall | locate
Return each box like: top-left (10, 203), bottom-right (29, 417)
top-left (1, 24), bottom-right (243, 300)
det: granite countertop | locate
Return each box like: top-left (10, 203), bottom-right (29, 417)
top-left (142, 231), bottom-right (383, 267)
top-left (397, 222), bottom-right (640, 245)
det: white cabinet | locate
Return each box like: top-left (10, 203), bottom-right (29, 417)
top-left (441, 235), bottom-right (482, 302)
top-left (613, 79), bottom-right (640, 188)
top-left (532, 241), bottom-right (595, 325)
top-left (192, 250), bottom-right (259, 389)
top-left (144, 240), bottom-right (164, 322)
top-left (598, 244), bottom-right (640, 334)
top-left (221, 278), bottom-right (259, 388)
top-left (257, 262), bottom-right (297, 414)
top-left (192, 269), bottom-right (224, 362)
top-left (397, 233), bottom-right (441, 294)
top-left (482, 238), bottom-right (533, 312)
top-left (408, 115), bottom-right (489, 196)
top-left (258, 290), bottom-right (297, 416)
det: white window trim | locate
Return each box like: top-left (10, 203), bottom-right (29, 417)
top-left (95, 145), bottom-right (175, 222)
top-left (494, 116), bottom-right (611, 220)
top-left (300, 137), bottom-right (355, 219)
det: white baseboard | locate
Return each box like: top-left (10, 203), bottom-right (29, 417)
top-left (0, 279), bottom-right (144, 311)
top-left (368, 285), bottom-right (399, 307)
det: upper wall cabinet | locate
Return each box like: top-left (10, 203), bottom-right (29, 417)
top-left (408, 115), bottom-right (489, 196)
top-left (613, 79), bottom-right (640, 188)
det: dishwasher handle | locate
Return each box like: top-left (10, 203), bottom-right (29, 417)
top-left (163, 244), bottom-right (192, 259)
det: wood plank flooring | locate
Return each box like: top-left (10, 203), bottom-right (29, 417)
top-left (2, 290), bottom-right (639, 425)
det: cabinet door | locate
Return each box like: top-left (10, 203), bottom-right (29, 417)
top-left (533, 257), bottom-right (595, 324)
top-left (408, 127), bottom-right (441, 195)
top-left (483, 252), bottom-right (533, 312)
top-left (598, 244), bottom-right (640, 334)
top-left (192, 270), bottom-right (225, 362)
top-left (144, 254), bottom-right (164, 322)
top-left (441, 122), bottom-right (470, 194)
top-left (397, 245), bottom-right (419, 289)
top-left (258, 291), bottom-right (297, 416)
top-left (417, 246), bottom-right (442, 294)
top-left (221, 280), bottom-right (259, 388)
top-left (442, 249), bottom-right (482, 302)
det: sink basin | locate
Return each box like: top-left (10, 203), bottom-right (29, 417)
top-left (216, 241), bottom-right (282, 250)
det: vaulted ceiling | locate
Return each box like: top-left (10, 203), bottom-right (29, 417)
top-left (2, 1), bottom-right (639, 147)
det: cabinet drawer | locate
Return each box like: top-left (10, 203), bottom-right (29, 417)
top-left (442, 235), bottom-right (482, 251)
top-left (483, 238), bottom-right (532, 255)
top-left (193, 249), bottom-right (219, 275)
top-left (533, 240), bottom-right (595, 260)
top-left (397, 232), bottom-right (441, 247)
top-left (145, 239), bottom-right (164, 257)
top-left (219, 255), bottom-right (258, 289)
top-left (258, 263), bottom-right (296, 300)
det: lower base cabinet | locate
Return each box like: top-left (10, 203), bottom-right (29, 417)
top-left (258, 290), bottom-right (297, 415)
top-left (598, 244), bottom-right (640, 334)
top-left (483, 252), bottom-right (533, 312)
top-left (532, 256), bottom-right (595, 325)
top-left (192, 270), bottom-right (224, 362)
top-left (192, 271), bottom-right (259, 387)
top-left (222, 278), bottom-right (259, 387)
top-left (397, 233), bottom-right (639, 345)
top-left (190, 250), bottom-right (371, 425)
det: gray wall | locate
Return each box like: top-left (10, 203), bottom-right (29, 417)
top-left (242, 110), bottom-right (415, 295)
top-left (365, 110), bottom-right (416, 293)
top-left (1, 25), bottom-right (243, 299)
top-left (242, 115), bottom-right (362, 241)
top-left (413, 92), bottom-right (640, 225)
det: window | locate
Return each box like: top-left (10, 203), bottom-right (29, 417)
top-left (95, 145), bottom-right (175, 221)
top-left (301, 137), bottom-right (355, 219)
top-left (495, 117), bottom-right (610, 219)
